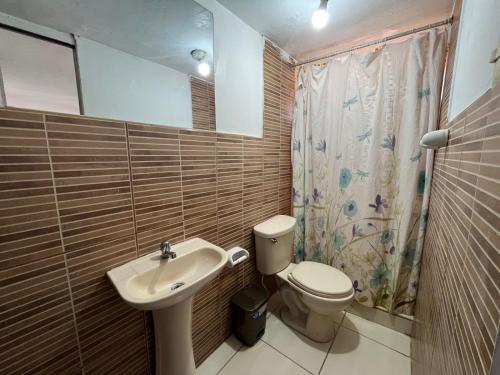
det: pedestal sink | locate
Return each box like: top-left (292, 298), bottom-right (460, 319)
top-left (107, 238), bottom-right (228, 375)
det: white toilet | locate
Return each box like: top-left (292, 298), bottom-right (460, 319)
top-left (254, 215), bottom-right (354, 342)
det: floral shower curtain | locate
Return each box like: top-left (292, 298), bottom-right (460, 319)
top-left (292, 28), bottom-right (448, 316)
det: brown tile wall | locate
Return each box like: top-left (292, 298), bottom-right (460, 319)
top-left (190, 77), bottom-right (216, 132)
top-left (0, 110), bottom-right (82, 375)
top-left (412, 1), bottom-right (500, 374)
top-left (0, 40), bottom-right (294, 373)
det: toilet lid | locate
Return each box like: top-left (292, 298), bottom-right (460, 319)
top-left (253, 215), bottom-right (296, 238)
top-left (289, 261), bottom-right (353, 298)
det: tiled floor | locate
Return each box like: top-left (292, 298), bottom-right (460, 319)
top-left (197, 294), bottom-right (411, 375)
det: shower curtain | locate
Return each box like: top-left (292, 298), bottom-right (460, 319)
top-left (292, 28), bottom-right (447, 316)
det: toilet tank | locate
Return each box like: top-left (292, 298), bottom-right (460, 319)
top-left (253, 215), bottom-right (296, 275)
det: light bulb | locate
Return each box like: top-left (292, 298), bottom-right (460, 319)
top-left (312, 8), bottom-right (329, 29)
top-left (198, 62), bottom-right (210, 77)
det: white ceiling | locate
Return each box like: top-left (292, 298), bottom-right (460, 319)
top-left (0, 0), bottom-right (214, 79)
top-left (217, 0), bottom-right (454, 61)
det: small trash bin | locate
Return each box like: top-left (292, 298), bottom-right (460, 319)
top-left (231, 285), bottom-right (268, 346)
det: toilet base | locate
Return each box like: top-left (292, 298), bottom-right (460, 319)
top-left (280, 302), bottom-right (336, 343)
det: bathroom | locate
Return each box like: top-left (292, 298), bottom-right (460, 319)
top-left (0, 0), bottom-right (498, 374)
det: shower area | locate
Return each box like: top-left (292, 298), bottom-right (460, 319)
top-left (292, 26), bottom-right (448, 317)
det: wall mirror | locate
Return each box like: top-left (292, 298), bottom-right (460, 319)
top-left (0, 0), bottom-right (215, 130)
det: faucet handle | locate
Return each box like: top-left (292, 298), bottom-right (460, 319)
top-left (159, 240), bottom-right (176, 259)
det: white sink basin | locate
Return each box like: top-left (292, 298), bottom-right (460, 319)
top-left (107, 238), bottom-right (228, 375)
top-left (108, 238), bottom-right (228, 311)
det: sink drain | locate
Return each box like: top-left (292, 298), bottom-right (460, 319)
top-left (171, 282), bottom-right (185, 290)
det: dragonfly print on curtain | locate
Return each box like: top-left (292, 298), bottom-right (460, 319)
top-left (292, 28), bottom-right (448, 316)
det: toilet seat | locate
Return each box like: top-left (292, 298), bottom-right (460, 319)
top-left (288, 261), bottom-right (353, 299)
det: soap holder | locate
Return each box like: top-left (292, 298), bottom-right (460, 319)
top-left (226, 246), bottom-right (250, 268)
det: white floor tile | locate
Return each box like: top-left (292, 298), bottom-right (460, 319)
top-left (261, 312), bottom-right (333, 374)
top-left (346, 302), bottom-right (413, 335)
top-left (320, 327), bottom-right (411, 375)
top-left (196, 335), bottom-right (243, 375)
top-left (219, 340), bottom-right (310, 375)
top-left (341, 313), bottom-right (411, 356)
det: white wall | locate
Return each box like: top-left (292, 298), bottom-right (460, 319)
top-left (76, 37), bottom-right (193, 128)
top-left (1, 1), bottom-right (266, 135)
top-left (448, 0), bottom-right (500, 120)
top-left (196, 0), bottom-right (264, 137)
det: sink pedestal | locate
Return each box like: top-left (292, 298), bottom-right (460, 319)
top-left (107, 238), bottom-right (229, 375)
top-left (153, 297), bottom-right (195, 375)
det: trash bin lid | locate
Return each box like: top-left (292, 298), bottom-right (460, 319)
top-left (231, 285), bottom-right (268, 312)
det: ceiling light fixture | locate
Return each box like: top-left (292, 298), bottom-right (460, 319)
top-left (191, 49), bottom-right (210, 77)
top-left (198, 61), bottom-right (210, 77)
top-left (312, 0), bottom-right (329, 30)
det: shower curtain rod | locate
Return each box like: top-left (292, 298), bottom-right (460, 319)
top-left (293, 17), bottom-right (453, 67)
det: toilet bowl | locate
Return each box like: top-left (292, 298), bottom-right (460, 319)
top-left (277, 262), bottom-right (354, 342)
top-left (254, 215), bottom-right (355, 343)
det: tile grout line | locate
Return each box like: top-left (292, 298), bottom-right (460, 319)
top-left (260, 340), bottom-right (314, 375)
top-left (124, 122), bottom-right (139, 258)
top-left (215, 343), bottom-right (244, 375)
top-left (124, 122), bottom-right (154, 373)
top-left (240, 137), bottom-right (245, 287)
top-left (214, 132), bottom-right (223, 344)
top-left (317, 312), bottom-right (346, 375)
top-left (279, 51), bottom-right (283, 216)
top-left (217, 304), bottom-right (304, 374)
top-left (215, 309), bottom-right (413, 375)
top-left (215, 133), bottom-right (220, 247)
top-left (219, 333), bottom-right (314, 375)
top-left (263, 304), bottom-right (325, 375)
top-left (43, 113), bottom-right (85, 373)
top-left (176, 129), bottom-right (186, 243)
top-left (340, 314), bottom-right (412, 358)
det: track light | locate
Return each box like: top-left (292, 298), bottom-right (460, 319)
top-left (312, 0), bottom-right (329, 30)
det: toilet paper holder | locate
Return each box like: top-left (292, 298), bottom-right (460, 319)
top-left (420, 129), bottom-right (449, 149)
top-left (226, 246), bottom-right (250, 268)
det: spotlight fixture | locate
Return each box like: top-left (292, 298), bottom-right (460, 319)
top-left (191, 49), bottom-right (210, 77)
top-left (312, 0), bottom-right (329, 30)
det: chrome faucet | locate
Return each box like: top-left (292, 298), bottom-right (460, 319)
top-left (160, 240), bottom-right (176, 259)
